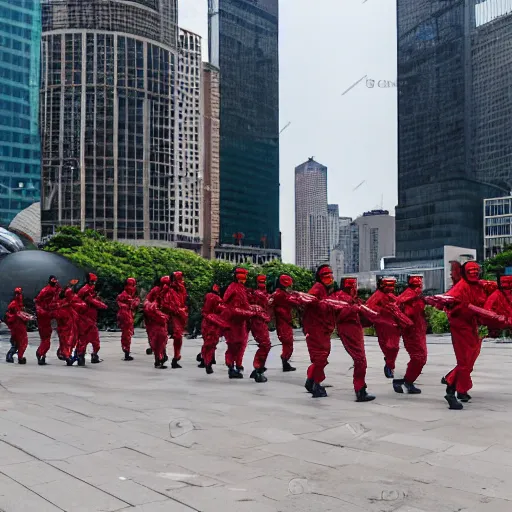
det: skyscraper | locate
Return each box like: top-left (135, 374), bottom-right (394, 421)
top-left (40, 0), bottom-right (178, 242)
top-left (0, 0), bottom-right (41, 225)
top-left (396, 0), bottom-right (509, 264)
top-left (176, 28), bottom-right (203, 250)
top-left (295, 158), bottom-right (329, 270)
top-left (209, 0), bottom-right (279, 251)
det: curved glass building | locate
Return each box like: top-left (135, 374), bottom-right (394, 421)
top-left (40, 0), bottom-right (178, 242)
top-left (0, 0), bottom-right (41, 226)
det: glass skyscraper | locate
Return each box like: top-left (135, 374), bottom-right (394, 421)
top-left (396, 0), bottom-right (510, 263)
top-left (40, 0), bottom-right (178, 241)
top-left (0, 0), bottom-right (41, 226)
top-left (209, 0), bottom-right (280, 250)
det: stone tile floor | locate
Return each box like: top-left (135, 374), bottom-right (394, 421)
top-left (0, 329), bottom-right (511, 511)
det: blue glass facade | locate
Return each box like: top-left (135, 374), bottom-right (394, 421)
top-left (0, 0), bottom-right (41, 226)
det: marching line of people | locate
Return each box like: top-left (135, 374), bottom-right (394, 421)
top-left (2, 261), bottom-right (511, 410)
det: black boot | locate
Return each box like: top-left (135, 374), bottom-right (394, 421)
top-left (445, 385), bottom-right (463, 410)
top-left (66, 357), bottom-right (74, 366)
top-left (163, 352), bottom-right (169, 363)
top-left (441, 376), bottom-right (447, 385)
top-left (155, 359), bottom-right (167, 369)
top-left (384, 365), bottom-right (394, 379)
top-left (36, 351), bottom-right (47, 365)
top-left (6, 346), bottom-right (16, 363)
top-left (77, 354), bottom-right (86, 367)
top-left (311, 383), bottom-right (328, 398)
top-left (146, 346), bottom-right (153, 355)
top-left (91, 353), bottom-right (101, 364)
top-left (205, 363), bottom-right (214, 374)
top-left (237, 365), bottom-right (244, 373)
top-left (197, 359), bottom-right (205, 368)
top-left (18, 357), bottom-right (26, 365)
top-left (457, 392), bottom-right (472, 402)
top-left (171, 358), bottom-right (182, 369)
top-left (355, 385), bottom-right (375, 402)
top-left (250, 368), bottom-right (268, 383)
top-left (228, 366), bottom-right (243, 379)
top-left (403, 380), bottom-right (421, 394)
top-left (196, 353), bottom-right (202, 363)
top-left (212, 357), bottom-right (217, 365)
top-left (304, 378), bottom-right (314, 393)
top-left (282, 357), bottom-right (296, 372)
top-left (56, 348), bottom-right (65, 361)
top-left (123, 351), bottom-right (134, 361)
top-left (392, 379), bottom-right (404, 393)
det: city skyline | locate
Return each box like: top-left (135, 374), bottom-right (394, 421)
top-left (179, 0), bottom-right (398, 264)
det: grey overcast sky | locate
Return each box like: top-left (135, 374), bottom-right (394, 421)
top-left (179, 0), bottom-right (397, 264)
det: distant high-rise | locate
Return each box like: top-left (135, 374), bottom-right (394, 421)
top-left (40, 0), bottom-right (178, 242)
top-left (176, 28), bottom-right (203, 250)
top-left (327, 204), bottom-right (340, 251)
top-left (295, 158), bottom-right (329, 270)
top-left (0, 0), bottom-right (41, 225)
top-left (209, 0), bottom-right (279, 251)
top-left (201, 62), bottom-right (220, 259)
top-left (396, 0), bottom-right (509, 263)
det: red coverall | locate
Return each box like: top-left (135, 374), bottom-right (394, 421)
top-left (222, 282), bottom-right (251, 368)
top-left (247, 288), bottom-right (272, 370)
top-left (445, 280), bottom-right (497, 394)
top-left (35, 284), bottom-right (59, 358)
top-left (396, 287), bottom-right (428, 383)
top-left (366, 289), bottom-right (401, 370)
top-left (144, 300), bottom-right (168, 364)
top-left (76, 284), bottom-right (107, 355)
top-left (167, 282), bottom-right (188, 361)
top-left (143, 285), bottom-right (161, 348)
top-left (332, 290), bottom-right (368, 392)
top-left (5, 298), bottom-right (30, 359)
top-left (302, 283), bottom-right (336, 384)
top-left (484, 288), bottom-right (512, 339)
top-left (201, 292), bottom-right (225, 366)
top-left (272, 288), bottom-right (302, 361)
top-left (53, 291), bottom-right (85, 360)
top-left (117, 286), bottom-right (140, 353)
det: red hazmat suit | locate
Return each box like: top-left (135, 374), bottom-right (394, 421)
top-left (247, 279), bottom-right (271, 371)
top-left (302, 281), bottom-right (336, 386)
top-left (76, 280), bottom-right (107, 356)
top-left (443, 264), bottom-right (510, 396)
top-left (332, 289), bottom-right (368, 392)
top-left (200, 289), bottom-right (227, 367)
top-left (5, 290), bottom-right (32, 361)
top-left (366, 284), bottom-right (401, 372)
top-left (143, 299), bottom-right (168, 366)
top-left (482, 281), bottom-right (507, 338)
top-left (396, 282), bottom-right (428, 384)
top-left (117, 278), bottom-right (140, 355)
top-left (143, 283), bottom-right (164, 351)
top-left (222, 272), bottom-right (252, 371)
top-left (35, 277), bottom-right (60, 359)
top-left (166, 273), bottom-right (188, 363)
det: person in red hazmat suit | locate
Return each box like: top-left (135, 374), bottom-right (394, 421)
top-left (52, 287), bottom-right (87, 366)
top-left (247, 275), bottom-right (272, 383)
top-left (450, 261), bottom-right (462, 287)
top-left (332, 277), bottom-right (376, 402)
top-left (143, 286), bottom-right (170, 369)
top-left (302, 265), bottom-right (349, 398)
top-left (117, 278), bottom-right (140, 361)
top-left (5, 288), bottom-right (33, 364)
top-left (481, 280), bottom-right (500, 338)
top-left (35, 275), bottom-right (60, 365)
top-left (76, 273), bottom-right (108, 365)
top-left (198, 284), bottom-right (229, 374)
top-left (222, 268), bottom-right (254, 379)
top-left (144, 276), bottom-right (170, 356)
top-left (485, 275), bottom-right (512, 322)
top-left (166, 271), bottom-right (189, 369)
top-left (271, 274), bottom-right (311, 372)
top-left (366, 277), bottom-right (413, 379)
top-left (392, 275), bottom-right (428, 394)
top-left (429, 261), bottom-right (512, 409)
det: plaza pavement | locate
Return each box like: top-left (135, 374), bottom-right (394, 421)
top-left (0, 328), bottom-right (512, 512)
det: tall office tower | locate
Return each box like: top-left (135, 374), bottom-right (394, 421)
top-left (209, 0), bottom-right (280, 253)
top-left (396, 0), bottom-right (508, 264)
top-left (295, 158), bottom-right (329, 270)
top-left (176, 28), bottom-right (203, 250)
top-left (40, 0), bottom-right (178, 242)
top-left (327, 204), bottom-right (340, 251)
top-left (0, 0), bottom-right (41, 225)
top-left (201, 62), bottom-right (220, 259)
top-left (338, 216), bottom-right (354, 273)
